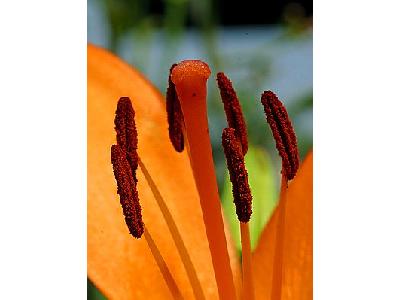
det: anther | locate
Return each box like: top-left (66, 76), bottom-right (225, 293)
top-left (261, 91), bottom-right (299, 180)
top-left (166, 64), bottom-right (185, 152)
top-left (114, 97), bottom-right (139, 180)
top-left (216, 72), bottom-right (248, 155)
top-left (111, 144), bottom-right (144, 238)
top-left (222, 128), bottom-right (252, 223)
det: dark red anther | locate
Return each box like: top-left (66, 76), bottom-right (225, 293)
top-left (111, 144), bottom-right (144, 238)
top-left (166, 64), bottom-right (185, 152)
top-left (261, 91), bottom-right (299, 180)
top-left (217, 72), bottom-right (248, 155)
top-left (114, 97), bottom-right (139, 180)
top-left (222, 128), bottom-right (252, 223)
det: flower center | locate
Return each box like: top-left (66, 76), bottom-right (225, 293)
top-left (110, 61), bottom-right (300, 300)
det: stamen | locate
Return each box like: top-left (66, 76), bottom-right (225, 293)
top-left (114, 97), bottom-right (139, 180)
top-left (144, 228), bottom-right (184, 300)
top-left (111, 144), bottom-right (144, 238)
top-left (221, 128), bottom-right (254, 298)
top-left (261, 91), bottom-right (299, 180)
top-left (166, 64), bottom-right (185, 152)
top-left (171, 60), bottom-right (237, 300)
top-left (221, 128), bottom-right (252, 222)
top-left (217, 72), bottom-right (249, 154)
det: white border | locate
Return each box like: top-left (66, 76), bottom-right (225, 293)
top-left (1, 0), bottom-right (400, 299)
top-left (314, 0), bottom-right (400, 299)
top-left (0, 0), bottom-right (87, 299)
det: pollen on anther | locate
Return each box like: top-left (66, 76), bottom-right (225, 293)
top-left (166, 64), bottom-right (185, 152)
top-left (217, 72), bottom-right (249, 155)
top-left (111, 144), bottom-right (144, 238)
top-left (261, 91), bottom-right (299, 180)
top-left (114, 97), bottom-right (139, 180)
top-left (222, 127), bottom-right (252, 223)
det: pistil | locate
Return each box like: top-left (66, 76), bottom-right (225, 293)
top-left (171, 60), bottom-right (237, 300)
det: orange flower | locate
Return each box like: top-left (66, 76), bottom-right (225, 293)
top-left (88, 44), bottom-right (312, 300)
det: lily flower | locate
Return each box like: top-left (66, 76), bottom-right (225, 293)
top-left (88, 44), bottom-right (312, 300)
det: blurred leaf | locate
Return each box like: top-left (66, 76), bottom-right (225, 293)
top-left (164, 0), bottom-right (188, 33)
top-left (286, 92), bottom-right (313, 116)
top-left (221, 145), bottom-right (278, 252)
top-left (88, 278), bottom-right (107, 300)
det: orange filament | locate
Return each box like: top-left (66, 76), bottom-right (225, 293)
top-left (171, 60), bottom-right (237, 300)
top-left (138, 158), bottom-right (205, 300)
top-left (240, 222), bottom-right (255, 300)
top-left (143, 228), bottom-right (184, 300)
top-left (271, 173), bottom-right (288, 300)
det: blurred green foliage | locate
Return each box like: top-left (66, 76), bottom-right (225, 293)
top-left (88, 279), bottom-right (107, 300)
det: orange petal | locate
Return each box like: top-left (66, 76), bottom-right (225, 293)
top-left (88, 45), bottom-right (240, 299)
top-left (252, 152), bottom-right (313, 300)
